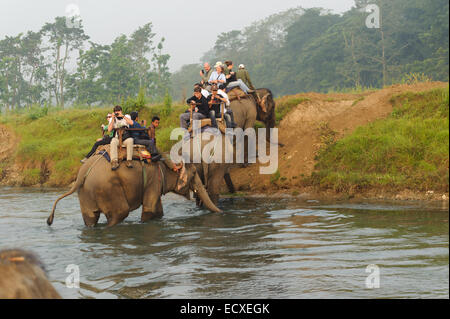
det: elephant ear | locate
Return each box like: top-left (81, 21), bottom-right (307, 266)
top-left (176, 161), bottom-right (188, 191)
top-left (260, 94), bottom-right (269, 113)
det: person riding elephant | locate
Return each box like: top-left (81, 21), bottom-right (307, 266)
top-left (200, 62), bottom-right (213, 87)
top-left (223, 87), bottom-right (278, 193)
top-left (47, 155), bottom-right (221, 227)
top-left (236, 64), bottom-right (255, 91)
top-left (108, 105), bottom-right (135, 170)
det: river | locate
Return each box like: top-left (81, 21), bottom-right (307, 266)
top-left (0, 187), bottom-right (448, 299)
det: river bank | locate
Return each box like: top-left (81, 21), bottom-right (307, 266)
top-left (228, 82), bottom-right (449, 202)
top-left (0, 82), bottom-right (448, 203)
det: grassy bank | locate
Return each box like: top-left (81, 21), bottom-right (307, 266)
top-left (1, 86), bottom-right (448, 195)
top-left (306, 87), bottom-right (449, 193)
top-left (0, 94), bottom-right (305, 186)
top-left (0, 103), bottom-right (186, 186)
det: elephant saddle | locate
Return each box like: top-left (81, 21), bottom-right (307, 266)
top-left (96, 144), bottom-right (150, 163)
top-left (228, 88), bottom-right (266, 113)
top-left (227, 88), bottom-right (248, 102)
top-left (187, 118), bottom-right (227, 135)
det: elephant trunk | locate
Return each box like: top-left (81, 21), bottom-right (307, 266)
top-left (193, 173), bottom-right (222, 213)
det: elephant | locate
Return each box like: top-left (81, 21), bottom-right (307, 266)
top-left (0, 249), bottom-right (61, 299)
top-left (224, 88), bottom-right (278, 192)
top-left (47, 154), bottom-right (221, 227)
top-left (178, 128), bottom-right (235, 205)
top-left (229, 88), bottom-right (277, 140)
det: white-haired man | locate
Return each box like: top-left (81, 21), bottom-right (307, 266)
top-left (200, 62), bottom-right (213, 87)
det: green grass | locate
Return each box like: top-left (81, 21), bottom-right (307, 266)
top-left (0, 103), bottom-right (187, 186)
top-left (274, 96), bottom-right (310, 124)
top-left (306, 87), bottom-right (449, 193)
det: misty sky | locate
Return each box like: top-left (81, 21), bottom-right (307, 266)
top-left (0, 0), bottom-right (355, 71)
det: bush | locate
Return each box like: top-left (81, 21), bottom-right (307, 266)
top-left (28, 105), bottom-right (48, 120)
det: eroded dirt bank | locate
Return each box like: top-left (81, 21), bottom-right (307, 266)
top-left (228, 82), bottom-right (449, 202)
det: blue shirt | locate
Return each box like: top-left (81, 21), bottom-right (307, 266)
top-left (208, 71), bottom-right (226, 85)
top-left (130, 121), bottom-right (145, 139)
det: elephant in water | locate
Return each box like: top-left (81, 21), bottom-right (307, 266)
top-left (176, 128), bottom-right (235, 205)
top-left (0, 249), bottom-right (61, 299)
top-left (224, 88), bottom-right (278, 192)
top-left (47, 155), bottom-right (221, 227)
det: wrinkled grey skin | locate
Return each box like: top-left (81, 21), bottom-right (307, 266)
top-left (181, 130), bottom-right (234, 205)
top-left (47, 156), bottom-right (221, 227)
top-left (230, 88), bottom-right (277, 141)
top-left (224, 88), bottom-right (278, 191)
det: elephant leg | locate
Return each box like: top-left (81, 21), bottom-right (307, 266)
top-left (141, 190), bottom-right (164, 222)
top-left (105, 211), bottom-right (130, 227)
top-left (79, 198), bottom-right (101, 227)
top-left (207, 173), bottom-right (223, 205)
top-left (195, 193), bottom-right (202, 207)
top-left (100, 190), bottom-right (131, 227)
top-left (81, 210), bottom-right (101, 227)
top-left (224, 172), bottom-right (235, 193)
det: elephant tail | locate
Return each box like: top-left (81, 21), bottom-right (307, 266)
top-left (47, 182), bottom-right (79, 226)
top-left (47, 157), bottom-right (97, 226)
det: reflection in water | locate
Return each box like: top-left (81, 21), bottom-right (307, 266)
top-left (0, 187), bottom-right (448, 298)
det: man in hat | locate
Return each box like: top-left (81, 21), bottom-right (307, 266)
top-left (236, 64), bottom-right (255, 90)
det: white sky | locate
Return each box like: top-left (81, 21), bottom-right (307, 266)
top-left (0, 0), bottom-right (355, 71)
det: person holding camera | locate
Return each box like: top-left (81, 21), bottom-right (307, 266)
top-left (80, 113), bottom-right (114, 163)
top-left (208, 64), bottom-right (227, 90)
top-left (179, 87), bottom-right (210, 130)
top-left (108, 105), bottom-right (135, 170)
top-left (200, 62), bottom-right (213, 87)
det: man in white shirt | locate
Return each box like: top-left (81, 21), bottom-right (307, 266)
top-left (108, 105), bottom-right (135, 170)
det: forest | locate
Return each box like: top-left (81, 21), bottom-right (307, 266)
top-left (1, 0), bottom-right (448, 109)
top-left (0, 17), bottom-right (170, 111)
top-left (171, 0), bottom-right (449, 100)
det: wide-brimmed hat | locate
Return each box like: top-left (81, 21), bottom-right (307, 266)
top-left (239, 64), bottom-right (245, 69)
top-left (214, 61), bottom-right (223, 68)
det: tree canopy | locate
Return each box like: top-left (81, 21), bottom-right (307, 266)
top-left (0, 18), bottom-right (170, 111)
top-left (171, 0), bottom-right (449, 99)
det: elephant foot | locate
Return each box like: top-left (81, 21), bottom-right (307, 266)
top-left (82, 211), bottom-right (100, 227)
top-left (105, 211), bottom-right (129, 227)
top-left (141, 211), bottom-right (163, 222)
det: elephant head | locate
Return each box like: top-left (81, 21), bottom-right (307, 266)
top-left (169, 161), bottom-right (222, 213)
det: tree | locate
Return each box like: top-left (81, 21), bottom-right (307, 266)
top-left (130, 23), bottom-right (155, 91)
top-left (148, 38), bottom-right (170, 102)
top-left (41, 17), bottom-right (89, 107)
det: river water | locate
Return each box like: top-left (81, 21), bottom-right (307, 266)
top-left (0, 187), bottom-right (448, 299)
